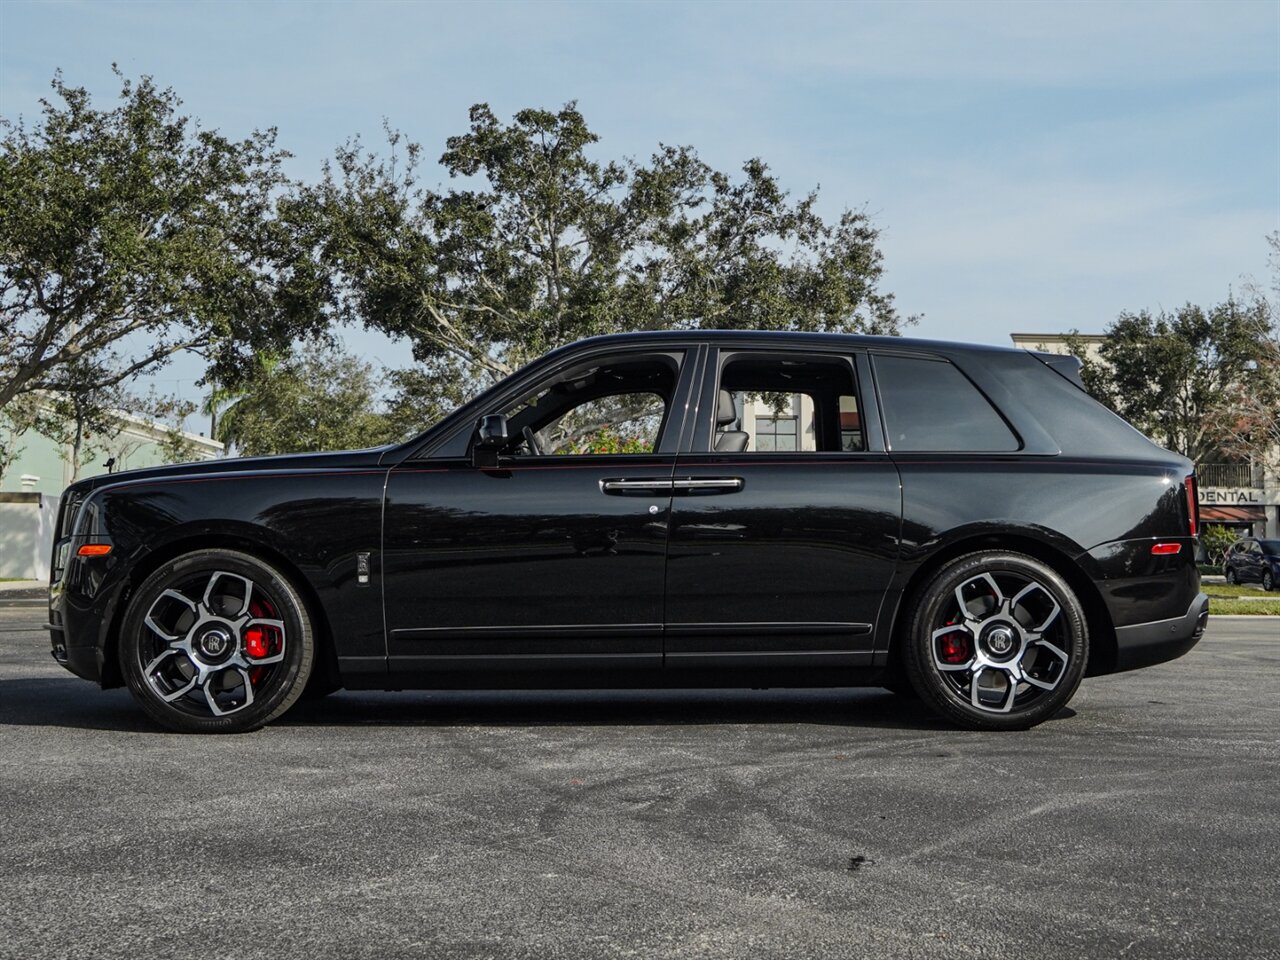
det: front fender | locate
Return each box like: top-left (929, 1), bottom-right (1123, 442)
top-left (52, 471), bottom-right (387, 686)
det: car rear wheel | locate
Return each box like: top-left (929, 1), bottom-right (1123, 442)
top-left (119, 549), bottom-right (315, 733)
top-left (1264, 570), bottom-right (1275, 592)
top-left (1225, 566), bottom-right (1237, 585)
top-left (903, 551), bottom-right (1088, 730)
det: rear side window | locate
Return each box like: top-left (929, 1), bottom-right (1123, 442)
top-left (711, 352), bottom-right (862, 453)
top-left (874, 354), bottom-right (1019, 452)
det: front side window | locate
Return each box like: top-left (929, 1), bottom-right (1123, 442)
top-left (711, 353), bottom-right (863, 454)
top-left (501, 352), bottom-right (683, 456)
top-left (873, 354), bottom-right (1019, 452)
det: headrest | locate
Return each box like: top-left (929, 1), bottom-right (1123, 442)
top-left (717, 390), bottom-right (737, 427)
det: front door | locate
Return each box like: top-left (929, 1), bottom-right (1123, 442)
top-left (381, 347), bottom-right (695, 681)
top-left (664, 347), bottom-right (901, 673)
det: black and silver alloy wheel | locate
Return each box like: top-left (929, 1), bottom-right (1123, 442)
top-left (1265, 570), bottom-right (1275, 592)
top-left (903, 551), bottom-right (1088, 730)
top-left (120, 549), bottom-right (314, 733)
top-left (1225, 566), bottom-right (1237, 585)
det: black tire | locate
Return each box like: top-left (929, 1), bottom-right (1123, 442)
top-left (1264, 570), bottom-right (1275, 592)
top-left (1225, 567), bottom-right (1237, 585)
top-left (903, 551), bottom-right (1088, 731)
top-left (119, 549), bottom-right (315, 733)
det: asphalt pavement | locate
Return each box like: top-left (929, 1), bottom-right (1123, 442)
top-left (1, 593), bottom-right (1277, 960)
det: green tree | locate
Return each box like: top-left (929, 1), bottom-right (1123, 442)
top-left (29, 370), bottom-right (132, 480)
top-left (1199, 524), bottom-right (1239, 566)
top-left (1063, 296), bottom-right (1273, 464)
top-left (0, 67), bottom-right (328, 412)
top-left (144, 393), bottom-right (200, 464)
top-left (379, 366), bottom-right (468, 442)
top-left (214, 343), bottom-right (398, 456)
top-left (290, 104), bottom-right (908, 406)
top-left (0, 394), bottom-right (38, 484)
top-left (1204, 234), bottom-right (1280, 473)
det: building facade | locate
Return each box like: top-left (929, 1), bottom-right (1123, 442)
top-left (2, 408), bottom-right (222, 498)
top-left (0, 406), bottom-right (222, 581)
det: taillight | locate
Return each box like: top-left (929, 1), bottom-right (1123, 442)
top-left (1151, 543), bottom-right (1181, 555)
top-left (1184, 475), bottom-right (1198, 537)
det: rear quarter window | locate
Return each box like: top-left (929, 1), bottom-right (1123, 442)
top-left (980, 350), bottom-right (1163, 457)
top-left (873, 354), bottom-right (1019, 452)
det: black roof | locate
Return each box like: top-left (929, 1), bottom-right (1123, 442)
top-left (563, 329), bottom-right (1029, 358)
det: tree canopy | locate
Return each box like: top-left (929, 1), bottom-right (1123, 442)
top-left (1203, 233), bottom-right (1280, 473)
top-left (290, 103), bottom-right (908, 405)
top-left (0, 68), bottom-right (327, 413)
top-left (213, 343), bottom-right (399, 456)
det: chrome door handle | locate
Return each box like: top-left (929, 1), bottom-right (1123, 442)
top-left (672, 477), bottom-right (744, 492)
top-left (600, 479), bottom-right (675, 494)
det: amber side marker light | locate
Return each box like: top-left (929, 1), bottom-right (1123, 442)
top-left (1151, 543), bottom-right (1182, 555)
top-left (77, 544), bottom-right (112, 557)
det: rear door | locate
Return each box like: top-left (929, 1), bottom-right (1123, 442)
top-left (1244, 540), bottom-right (1263, 582)
top-left (662, 346), bottom-right (902, 673)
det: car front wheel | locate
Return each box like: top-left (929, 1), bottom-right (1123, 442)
top-left (119, 549), bottom-right (315, 733)
top-left (1225, 566), bottom-right (1236, 585)
top-left (1265, 570), bottom-right (1275, 592)
top-left (903, 551), bottom-right (1088, 730)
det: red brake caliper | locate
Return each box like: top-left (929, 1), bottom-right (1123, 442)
top-left (939, 619), bottom-right (970, 664)
top-left (244, 599), bottom-right (278, 683)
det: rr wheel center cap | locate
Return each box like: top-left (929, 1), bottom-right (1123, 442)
top-left (982, 624), bottom-right (1018, 660)
top-left (196, 626), bottom-right (234, 662)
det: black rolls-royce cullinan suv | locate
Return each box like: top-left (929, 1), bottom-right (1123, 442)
top-left (48, 331), bottom-right (1208, 733)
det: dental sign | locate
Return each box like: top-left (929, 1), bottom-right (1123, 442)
top-left (1199, 487), bottom-right (1280, 506)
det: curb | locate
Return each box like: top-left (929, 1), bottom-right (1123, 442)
top-left (0, 586), bottom-right (45, 601)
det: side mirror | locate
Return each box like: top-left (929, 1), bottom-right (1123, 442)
top-left (471, 414), bottom-right (508, 468)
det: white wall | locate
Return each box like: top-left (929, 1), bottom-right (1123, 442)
top-left (0, 494), bottom-right (57, 582)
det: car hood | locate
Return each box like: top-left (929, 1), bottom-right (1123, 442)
top-left (67, 446), bottom-right (395, 494)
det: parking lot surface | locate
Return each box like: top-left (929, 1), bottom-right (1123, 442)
top-left (1, 595), bottom-right (1277, 960)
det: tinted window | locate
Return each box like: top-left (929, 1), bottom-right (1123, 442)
top-left (980, 349), bottom-right (1161, 457)
top-left (1260, 540), bottom-right (1280, 557)
top-left (874, 354), bottom-right (1018, 452)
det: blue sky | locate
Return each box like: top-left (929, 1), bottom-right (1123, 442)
top-left (2, 0), bottom-right (1277, 411)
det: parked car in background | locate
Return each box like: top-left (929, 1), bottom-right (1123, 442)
top-left (47, 331), bottom-right (1207, 733)
top-left (1224, 538), bottom-right (1280, 591)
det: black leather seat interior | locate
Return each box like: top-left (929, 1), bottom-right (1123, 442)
top-left (714, 390), bottom-right (749, 452)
